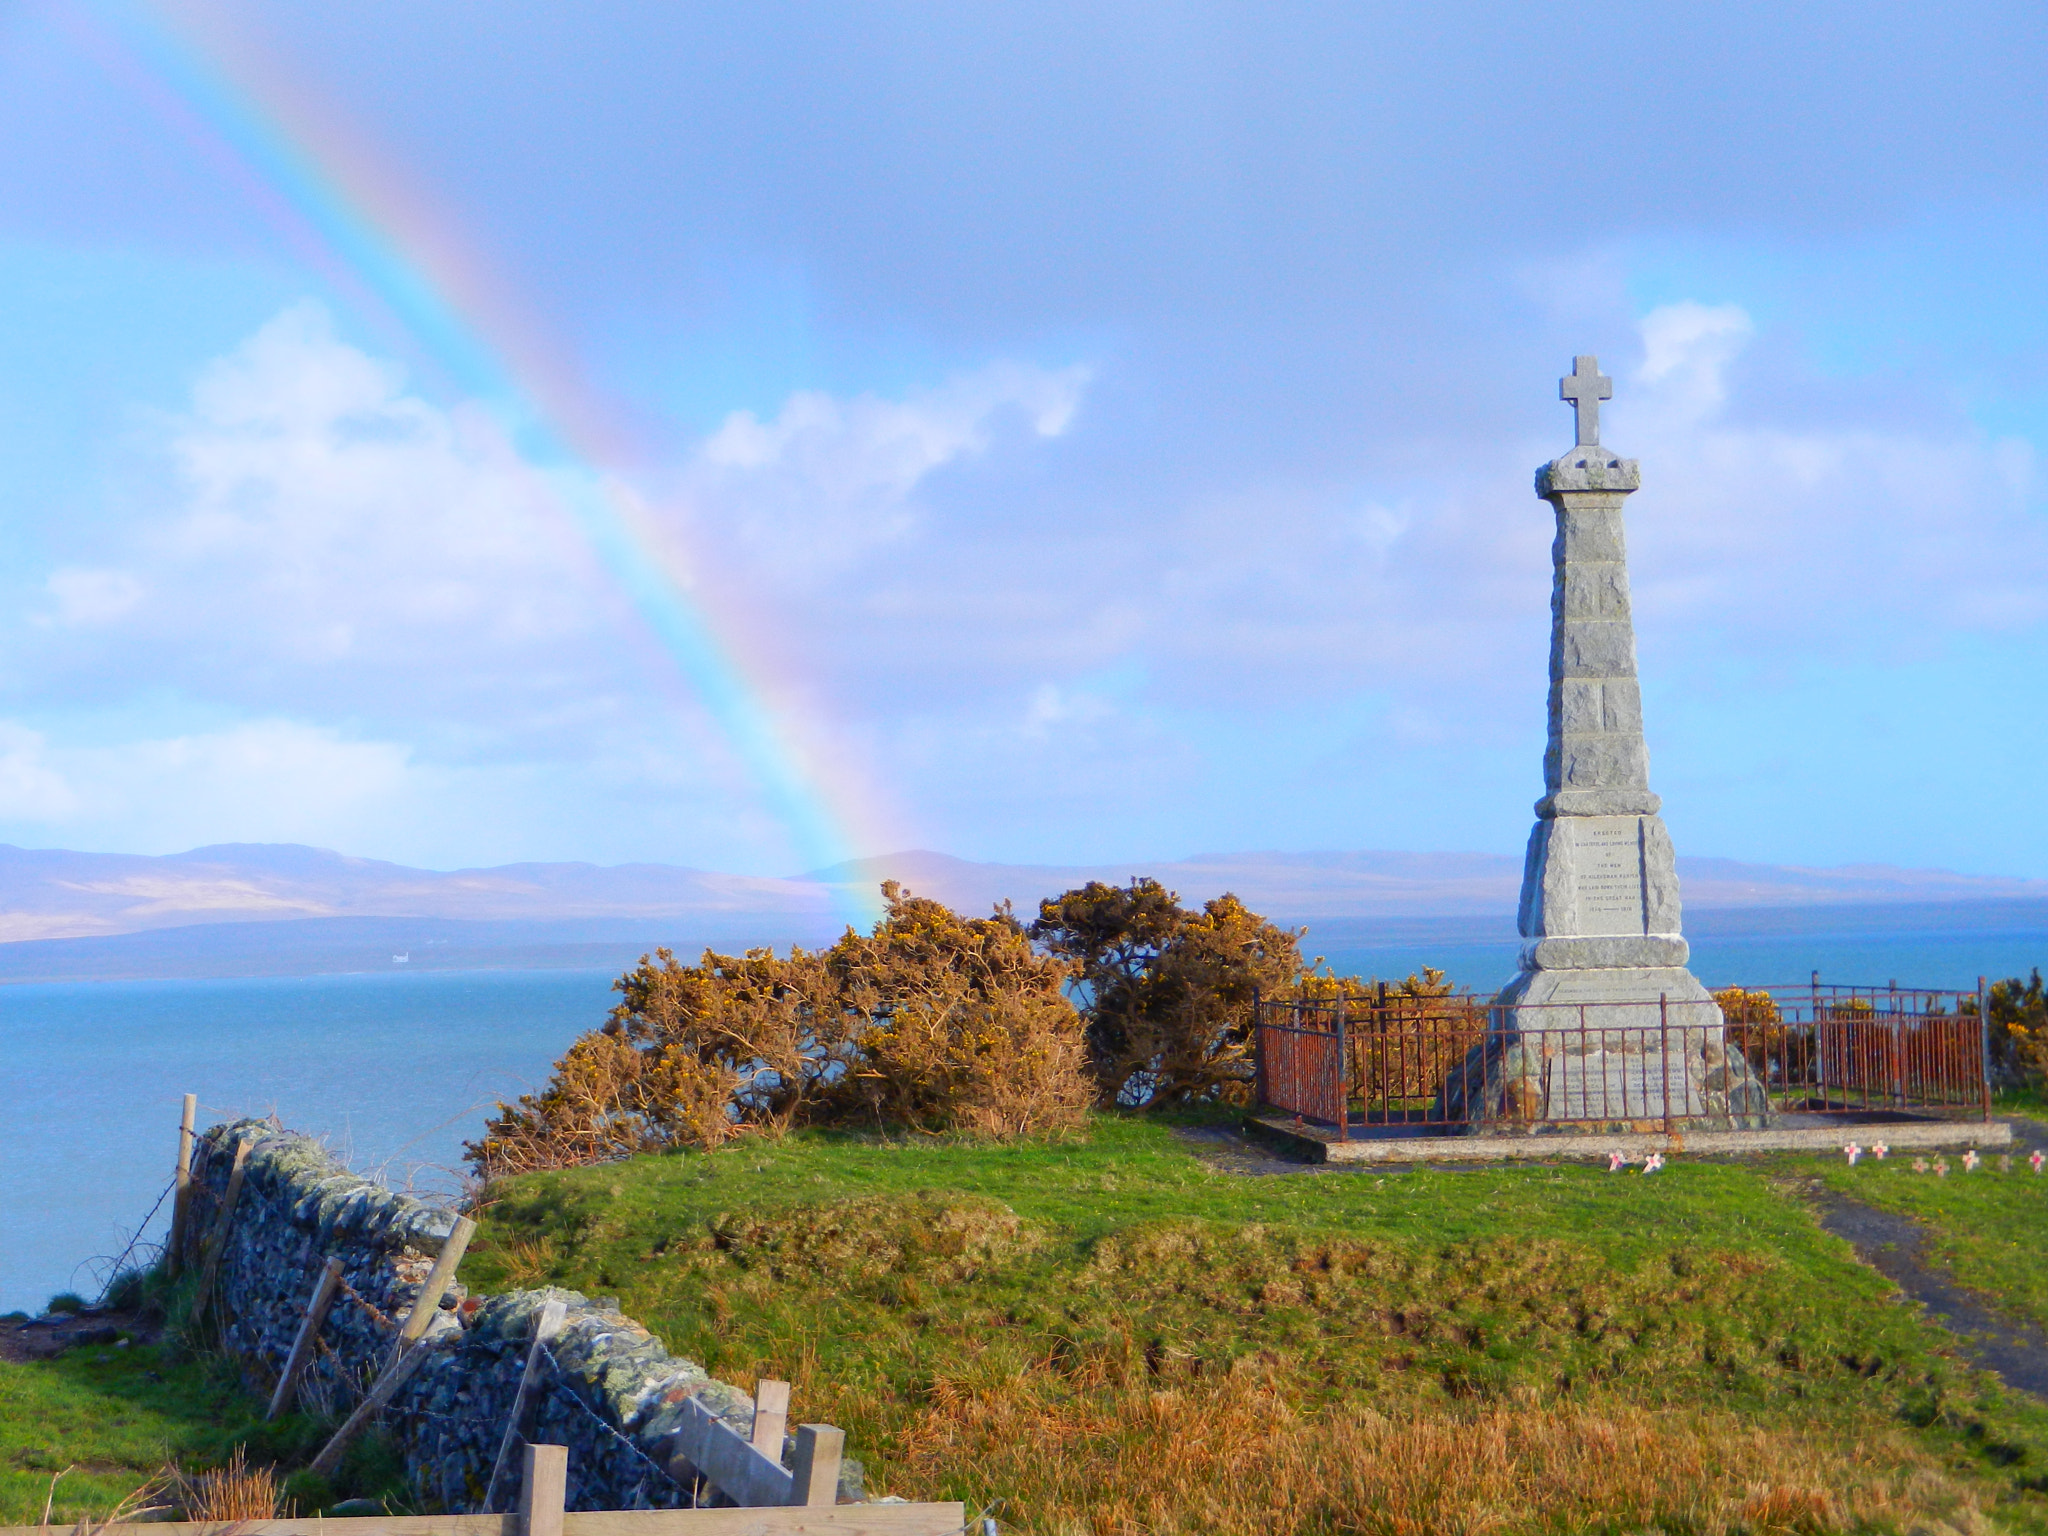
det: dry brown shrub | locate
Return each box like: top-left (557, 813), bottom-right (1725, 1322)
top-left (831, 883), bottom-right (1087, 1137)
top-left (1032, 882), bottom-right (1304, 1107)
top-left (468, 945), bottom-right (845, 1176)
top-left (847, 982), bottom-right (1091, 1138)
top-left (893, 1371), bottom-right (1992, 1536)
top-left (469, 883), bottom-right (1089, 1176)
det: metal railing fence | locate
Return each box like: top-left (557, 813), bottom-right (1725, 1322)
top-left (1253, 976), bottom-right (1992, 1138)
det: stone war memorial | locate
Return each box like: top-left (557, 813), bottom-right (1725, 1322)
top-left (1441, 355), bottom-right (1772, 1135)
top-left (1249, 357), bottom-right (2007, 1162)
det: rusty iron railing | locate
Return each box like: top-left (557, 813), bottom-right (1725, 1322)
top-left (1253, 976), bottom-right (1993, 1137)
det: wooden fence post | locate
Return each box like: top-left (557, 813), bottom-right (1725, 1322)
top-left (750, 1380), bottom-right (790, 1456)
top-left (190, 1139), bottom-right (252, 1320)
top-left (519, 1444), bottom-right (568, 1536)
top-left (787, 1426), bottom-right (843, 1507)
top-left (484, 1299), bottom-right (569, 1513)
top-left (267, 1257), bottom-right (344, 1420)
top-left (165, 1095), bottom-right (197, 1280)
top-left (391, 1216), bottom-right (477, 1366)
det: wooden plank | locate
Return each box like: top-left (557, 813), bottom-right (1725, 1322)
top-left (166, 1093), bottom-right (197, 1280)
top-left (787, 1428), bottom-right (843, 1509)
top-left (190, 1138), bottom-right (252, 1319)
top-left (268, 1255), bottom-right (344, 1420)
top-left (660, 1396), bottom-right (794, 1509)
top-left (519, 1444), bottom-right (568, 1536)
top-left (0, 1505), bottom-right (965, 1536)
top-left (308, 1338), bottom-right (440, 1479)
top-left (561, 1510), bottom-right (964, 1536)
top-left (749, 1380), bottom-right (790, 1456)
top-left (394, 1214), bottom-right (478, 1363)
top-left (484, 1299), bottom-right (570, 1512)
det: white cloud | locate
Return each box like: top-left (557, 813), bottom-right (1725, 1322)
top-left (0, 717), bottom-right (411, 847)
top-left (0, 724), bottom-right (82, 819)
top-left (1619, 302), bottom-right (2047, 652)
top-left (1022, 681), bottom-right (1117, 739)
top-left (1636, 301), bottom-right (1753, 422)
top-left (702, 361), bottom-right (1088, 494)
top-left (42, 568), bottom-right (143, 626)
top-left (693, 360), bottom-right (1092, 574)
top-left (160, 302), bottom-right (601, 662)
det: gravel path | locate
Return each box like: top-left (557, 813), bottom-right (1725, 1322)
top-left (1804, 1170), bottom-right (2048, 1401)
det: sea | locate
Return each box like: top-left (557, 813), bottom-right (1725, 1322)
top-left (7, 910), bottom-right (2048, 1315)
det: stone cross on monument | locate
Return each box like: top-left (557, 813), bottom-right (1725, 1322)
top-left (1559, 355), bottom-right (1612, 446)
top-left (1440, 356), bottom-right (1768, 1132)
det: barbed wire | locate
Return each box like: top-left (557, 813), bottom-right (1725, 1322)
top-left (334, 1273), bottom-right (395, 1330)
top-left (538, 1341), bottom-right (693, 1499)
top-left (70, 1175), bottom-right (177, 1305)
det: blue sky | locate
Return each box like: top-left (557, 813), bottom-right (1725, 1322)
top-left (0, 0), bottom-right (2043, 879)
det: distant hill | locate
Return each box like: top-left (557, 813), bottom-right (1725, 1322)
top-left (0, 841), bottom-right (2042, 984)
top-left (0, 842), bottom-right (834, 943)
top-left (802, 848), bottom-right (2048, 922)
top-left (0, 841), bottom-right (2044, 949)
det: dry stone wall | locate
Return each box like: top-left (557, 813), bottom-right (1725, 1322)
top-left (187, 1119), bottom-right (860, 1511)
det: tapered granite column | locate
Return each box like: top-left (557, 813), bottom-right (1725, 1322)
top-left (1446, 357), bottom-right (1768, 1131)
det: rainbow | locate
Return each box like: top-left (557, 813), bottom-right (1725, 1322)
top-left (67, 2), bottom-right (888, 928)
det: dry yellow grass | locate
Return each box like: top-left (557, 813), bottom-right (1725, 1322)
top-left (886, 1372), bottom-right (1995, 1536)
top-left (176, 1447), bottom-right (292, 1523)
top-left (491, 1234), bottom-right (562, 1287)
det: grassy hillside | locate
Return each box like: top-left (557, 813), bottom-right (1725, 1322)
top-left (463, 1114), bottom-right (2048, 1535)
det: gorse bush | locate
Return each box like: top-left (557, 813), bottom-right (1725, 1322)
top-left (472, 873), bottom-right (1477, 1170)
top-left (1031, 879), bottom-right (1306, 1107)
top-left (1029, 879), bottom-right (1460, 1109)
top-left (1986, 969), bottom-right (2048, 1091)
top-left (835, 887), bottom-right (1092, 1138)
top-left (467, 883), bottom-right (1088, 1175)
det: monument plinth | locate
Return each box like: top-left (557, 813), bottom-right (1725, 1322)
top-left (1447, 357), bottom-right (1768, 1131)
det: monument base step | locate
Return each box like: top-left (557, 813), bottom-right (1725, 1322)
top-left (1243, 1113), bottom-right (2013, 1165)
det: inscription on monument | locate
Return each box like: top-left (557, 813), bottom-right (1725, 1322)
top-left (1548, 1049), bottom-right (1705, 1122)
top-left (1574, 817), bottom-right (1644, 934)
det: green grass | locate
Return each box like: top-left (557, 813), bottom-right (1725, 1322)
top-left (465, 1114), bottom-right (2048, 1533)
top-left (1, 1340), bottom-right (286, 1524)
top-left (0, 1323), bottom-right (404, 1525)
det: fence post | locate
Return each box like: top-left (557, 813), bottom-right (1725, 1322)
top-left (1334, 993), bottom-right (1350, 1141)
top-left (1980, 974), bottom-right (1993, 1122)
top-left (309, 1335), bottom-right (440, 1479)
top-left (751, 1379), bottom-right (792, 1456)
top-left (788, 1425), bottom-right (844, 1507)
top-left (166, 1094), bottom-right (198, 1280)
top-left (391, 1215), bottom-right (477, 1366)
top-left (1659, 995), bottom-right (1673, 1135)
top-left (519, 1442), bottom-right (569, 1536)
top-left (267, 1256), bottom-right (343, 1420)
top-left (1251, 988), bottom-right (1265, 1111)
top-left (191, 1138), bottom-right (252, 1322)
